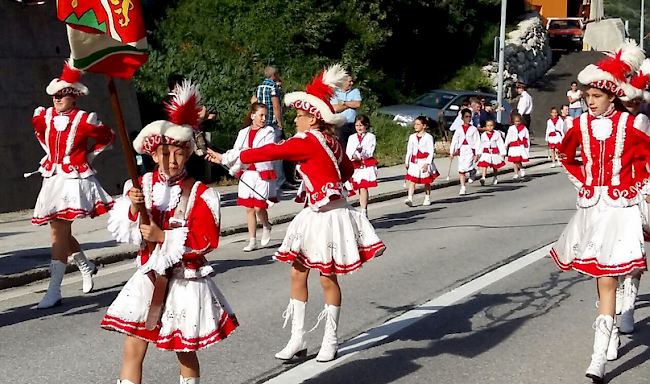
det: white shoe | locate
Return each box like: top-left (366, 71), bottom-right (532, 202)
top-left (551, 163), bottom-right (556, 168)
top-left (423, 197), bottom-right (431, 206)
top-left (615, 277), bottom-right (624, 315)
top-left (459, 186), bottom-right (466, 196)
top-left (180, 376), bottom-right (200, 384)
top-left (492, 176), bottom-right (498, 185)
top-left (467, 177), bottom-right (474, 184)
top-left (519, 169), bottom-right (526, 178)
top-left (71, 251), bottom-right (97, 294)
top-left (315, 304), bottom-right (340, 362)
top-left (275, 299), bottom-right (308, 360)
top-left (37, 260), bottom-right (66, 309)
top-left (243, 238), bottom-right (257, 252)
top-left (360, 209), bottom-right (368, 217)
top-left (556, 161), bottom-right (562, 167)
top-left (619, 277), bottom-right (640, 334)
top-left (404, 198), bottom-right (413, 207)
top-left (479, 177), bottom-right (486, 186)
top-left (261, 226), bottom-right (272, 247)
top-left (607, 324), bottom-right (620, 361)
top-left (585, 315), bottom-right (614, 382)
top-left (117, 380), bottom-right (137, 384)
top-left (512, 174), bottom-right (519, 180)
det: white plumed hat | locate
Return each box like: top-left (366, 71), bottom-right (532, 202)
top-left (578, 42), bottom-right (645, 97)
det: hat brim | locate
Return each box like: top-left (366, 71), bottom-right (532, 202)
top-left (133, 120), bottom-right (196, 155)
top-left (46, 79), bottom-right (89, 96)
top-left (285, 92), bottom-right (348, 127)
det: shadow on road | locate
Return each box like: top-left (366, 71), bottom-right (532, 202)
top-left (302, 271), bottom-right (588, 384)
top-left (371, 208), bottom-right (444, 230)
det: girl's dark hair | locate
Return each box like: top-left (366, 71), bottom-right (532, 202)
top-left (511, 112), bottom-right (523, 122)
top-left (461, 109), bottom-right (472, 118)
top-left (314, 120), bottom-right (337, 137)
top-left (485, 119), bottom-right (495, 125)
top-left (571, 81), bottom-right (578, 86)
top-left (242, 102), bottom-right (269, 128)
top-left (355, 114), bottom-right (371, 129)
top-left (550, 107), bottom-right (558, 112)
top-left (167, 74), bottom-right (186, 92)
top-left (561, 104), bottom-right (569, 109)
top-left (415, 115), bottom-right (434, 127)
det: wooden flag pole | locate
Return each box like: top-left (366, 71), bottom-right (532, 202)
top-left (105, 74), bottom-right (167, 330)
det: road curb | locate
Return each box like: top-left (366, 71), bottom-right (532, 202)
top-left (0, 157), bottom-right (551, 291)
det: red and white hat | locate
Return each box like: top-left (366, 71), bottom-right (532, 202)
top-left (621, 58), bottom-right (650, 102)
top-left (133, 80), bottom-right (202, 155)
top-left (284, 64), bottom-right (348, 127)
top-left (577, 42), bottom-right (645, 97)
top-left (46, 61), bottom-right (89, 96)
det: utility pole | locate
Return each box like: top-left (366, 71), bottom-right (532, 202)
top-left (497, 0), bottom-right (507, 124)
top-left (642, 0), bottom-right (645, 48)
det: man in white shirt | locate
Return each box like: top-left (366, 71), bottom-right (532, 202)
top-left (516, 82), bottom-right (533, 129)
top-left (566, 81), bottom-right (583, 118)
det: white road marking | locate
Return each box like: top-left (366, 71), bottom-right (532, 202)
top-left (263, 244), bottom-right (553, 384)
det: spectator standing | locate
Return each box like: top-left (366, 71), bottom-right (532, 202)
top-left (566, 81), bottom-right (583, 118)
top-left (470, 98), bottom-right (483, 130)
top-left (516, 82), bottom-right (533, 130)
top-left (255, 66), bottom-right (288, 189)
top-left (331, 74), bottom-right (362, 148)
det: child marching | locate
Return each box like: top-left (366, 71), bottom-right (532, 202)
top-left (545, 107), bottom-right (564, 168)
top-left (101, 82), bottom-right (238, 384)
top-left (505, 112), bottom-right (530, 180)
top-left (207, 64), bottom-right (385, 363)
top-left (404, 116), bottom-right (439, 206)
top-left (31, 62), bottom-right (116, 309)
top-left (346, 114), bottom-right (378, 217)
top-left (449, 109), bottom-right (480, 195)
top-left (560, 104), bottom-right (574, 135)
top-left (476, 119), bottom-right (506, 185)
top-left (231, 102), bottom-right (277, 251)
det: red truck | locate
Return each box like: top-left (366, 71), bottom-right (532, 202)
top-left (546, 17), bottom-right (584, 51)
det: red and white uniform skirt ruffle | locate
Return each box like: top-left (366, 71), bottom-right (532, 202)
top-left (547, 131), bottom-right (562, 149)
top-left (275, 198), bottom-right (385, 275)
top-left (101, 266), bottom-right (238, 352)
top-left (477, 148), bottom-right (506, 169)
top-left (32, 174), bottom-right (113, 225)
top-left (237, 169), bottom-right (277, 209)
top-left (507, 143), bottom-right (529, 163)
top-left (551, 197), bottom-right (648, 277)
top-left (405, 156), bottom-right (439, 184)
top-left (349, 158), bottom-right (378, 190)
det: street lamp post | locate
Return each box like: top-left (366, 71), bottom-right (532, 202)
top-left (497, 0), bottom-right (507, 124)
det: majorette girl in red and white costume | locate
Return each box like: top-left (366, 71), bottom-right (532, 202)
top-left (545, 107), bottom-right (565, 168)
top-left (549, 43), bottom-right (650, 382)
top-left (101, 81), bottom-right (238, 384)
top-left (404, 116), bottom-right (438, 206)
top-left (345, 114), bottom-right (378, 217)
top-left (230, 102), bottom-right (277, 252)
top-left (504, 112), bottom-right (530, 180)
top-left (207, 64), bottom-right (386, 363)
top-left (31, 62), bottom-right (116, 309)
top-left (476, 119), bottom-right (506, 185)
top-left (450, 109), bottom-right (480, 195)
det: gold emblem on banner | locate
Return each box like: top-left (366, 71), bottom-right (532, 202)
top-left (110, 0), bottom-right (134, 27)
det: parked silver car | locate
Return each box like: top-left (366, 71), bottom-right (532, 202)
top-left (378, 89), bottom-right (514, 130)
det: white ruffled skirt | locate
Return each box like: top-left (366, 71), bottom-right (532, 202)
top-left (551, 198), bottom-right (648, 277)
top-left (32, 173), bottom-right (113, 225)
top-left (101, 267), bottom-right (238, 352)
top-left (275, 199), bottom-right (386, 275)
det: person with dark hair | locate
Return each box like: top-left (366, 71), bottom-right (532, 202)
top-left (516, 82), bottom-right (533, 129)
top-left (346, 114), bottom-right (378, 217)
top-left (567, 81), bottom-right (584, 118)
top-left (545, 107), bottom-right (564, 168)
top-left (449, 98), bottom-right (472, 132)
top-left (550, 44), bottom-right (650, 382)
top-left (505, 112), bottom-right (530, 180)
top-left (450, 109), bottom-right (480, 195)
top-left (404, 116), bottom-right (438, 206)
top-left (476, 119), bottom-right (506, 185)
top-left (560, 104), bottom-right (573, 135)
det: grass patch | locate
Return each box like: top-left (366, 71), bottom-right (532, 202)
top-left (442, 64), bottom-right (495, 93)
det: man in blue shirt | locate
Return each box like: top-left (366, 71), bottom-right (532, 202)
top-left (331, 75), bottom-right (362, 148)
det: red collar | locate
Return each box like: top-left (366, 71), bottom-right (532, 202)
top-left (516, 125), bottom-right (525, 132)
top-left (551, 117), bottom-right (559, 125)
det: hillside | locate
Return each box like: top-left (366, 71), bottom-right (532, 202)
top-left (605, 0), bottom-right (650, 50)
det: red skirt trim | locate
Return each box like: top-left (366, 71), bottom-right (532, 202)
top-left (352, 158), bottom-right (379, 169)
top-left (31, 201), bottom-right (114, 226)
top-left (550, 248), bottom-right (648, 277)
top-left (405, 172), bottom-right (439, 185)
top-left (100, 312), bottom-right (239, 351)
top-left (351, 180), bottom-right (378, 189)
top-left (237, 197), bottom-right (278, 209)
top-left (274, 241), bottom-right (386, 275)
top-left (547, 143), bottom-right (561, 149)
top-left (507, 156), bottom-right (529, 163)
top-left (477, 161), bottom-right (506, 169)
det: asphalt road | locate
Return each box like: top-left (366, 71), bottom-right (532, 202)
top-left (1, 163), bottom-right (649, 384)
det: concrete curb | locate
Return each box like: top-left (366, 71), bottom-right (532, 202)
top-left (0, 157), bottom-right (551, 291)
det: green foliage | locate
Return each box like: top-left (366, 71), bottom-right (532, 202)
top-left (442, 65), bottom-right (495, 92)
top-left (605, 0), bottom-right (650, 51)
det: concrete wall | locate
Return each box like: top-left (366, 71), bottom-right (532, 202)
top-left (0, 1), bottom-right (142, 213)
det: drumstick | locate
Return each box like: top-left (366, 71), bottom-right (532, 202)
top-left (446, 157), bottom-right (453, 181)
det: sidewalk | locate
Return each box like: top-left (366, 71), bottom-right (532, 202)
top-left (0, 146), bottom-right (553, 289)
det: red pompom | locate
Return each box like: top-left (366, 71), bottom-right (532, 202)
top-left (305, 72), bottom-right (336, 103)
top-left (59, 61), bottom-right (83, 84)
top-left (630, 71), bottom-right (650, 90)
top-left (597, 50), bottom-right (632, 82)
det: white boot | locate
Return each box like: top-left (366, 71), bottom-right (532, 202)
top-left (519, 169), bottom-right (526, 178)
top-left (180, 376), bottom-right (199, 384)
top-left (585, 314), bottom-right (614, 382)
top-left (492, 176), bottom-right (498, 185)
top-left (261, 226), bottom-right (272, 247)
top-left (37, 260), bottom-right (66, 309)
top-left (615, 277), bottom-right (624, 315)
top-left (619, 277), bottom-right (640, 334)
top-left (607, 322), bottom-right (620, 361)
top-left (404, 196), bottom-right (413, 207)
top-left (243, 238), bottom-right (257, 252)
top-left (360, 209), bottom-right (368, 218)
top-left (422, 196), bottom-right (431, 206)
top-left (315, 304), bottom-right (340, 362)
top-left (117, 380), bottom-right (137, 384)
top-left (275, 299), bottom-right (308, 360)
top-left (71, 251), bottom-right (97, 294)
top-left (459, 186), bottom-right (466, 196)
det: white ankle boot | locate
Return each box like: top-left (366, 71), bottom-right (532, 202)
top-left (117, 380), bottom-right (136, 384)
top-left (261, 226), bottom-right (272, 247)
top-left (275, 299), bottom-right (308, 360)
top-left (585, 314), bottom-right (614, 381)
top-left (180, 376), bottom-right (199, 384)
top-left (243, 238), bottom-right (257, 252)
top-left (615, 277), bottom-right (624, 315)
top-left (607, 322), bottom-right (620, 361)
top-left (315, 304), bottom-right (340, 362)
top-left (619, 277), bottom-right (640, 334)
top-left (71, 251), bottom-right (97, 294)
top-left (38, 260), bottom-right (66, 309)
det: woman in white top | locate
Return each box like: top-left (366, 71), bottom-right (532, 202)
top-left (567, 81), bottom-right (583, 118)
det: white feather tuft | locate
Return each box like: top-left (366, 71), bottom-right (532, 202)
top-left (321, 64), bottom-right (348, 90)
top-left (618, 42), bottom-right (645, 72)
top-left (172, 79), bottom-right (202, 106)
top-left (640, 58), bottom-right (650, 76)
